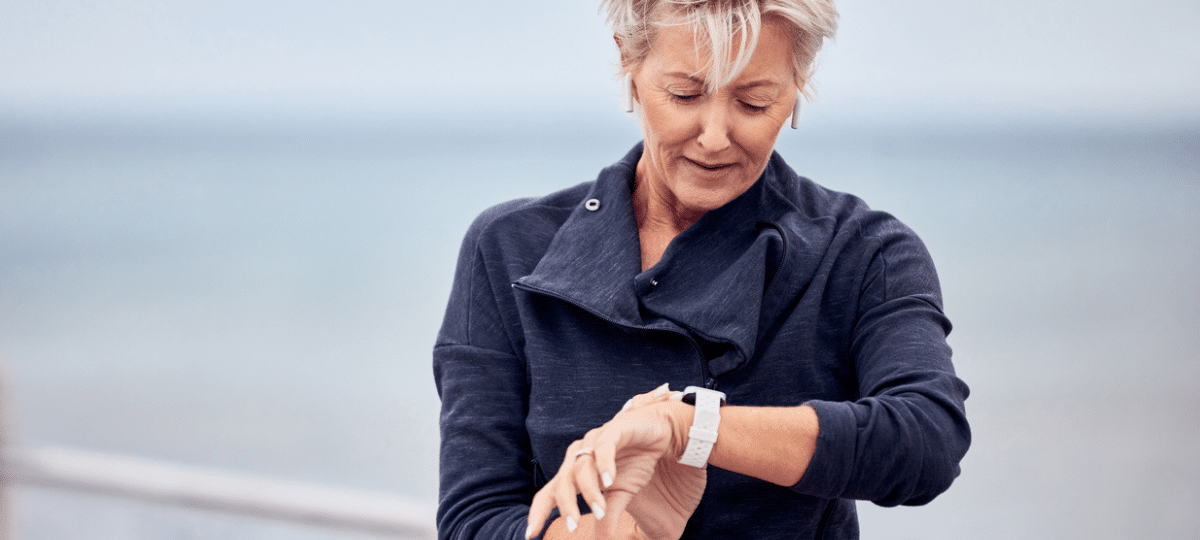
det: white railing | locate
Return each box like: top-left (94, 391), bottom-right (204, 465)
top-left (2, 445), bottom-right (437, 539)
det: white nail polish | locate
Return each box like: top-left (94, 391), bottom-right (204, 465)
top-left (525, 524), bottom-right (535, 539)
top-left (601, 472), bottom-right (613, 488)
top-left (654, 382), bottom-right (670, 396)
top-left (566, 516), bottom-right (578, 533)
top-left (621, 399), bottom-right (632, 412)
top-left (591, 503), bottom-right (606, 520)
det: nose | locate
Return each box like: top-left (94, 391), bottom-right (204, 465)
top-left (696, 101), bottom-right (732, 152)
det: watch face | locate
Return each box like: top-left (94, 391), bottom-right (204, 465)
top-left (682, 387), bottom-right (727, 406)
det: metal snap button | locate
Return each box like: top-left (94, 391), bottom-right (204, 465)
top-left (585, 198), bottom-right (601, 211)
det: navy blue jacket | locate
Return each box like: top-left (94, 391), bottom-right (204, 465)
top-left (434, 143), bottom-right (971, 540)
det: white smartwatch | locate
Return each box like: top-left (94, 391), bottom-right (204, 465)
top-left (677, 386), bottom-right (727, 468)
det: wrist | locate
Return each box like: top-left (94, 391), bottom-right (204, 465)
top-left (656, 399), bottom-right (694, 462)
top-left (675, 387), bottom-right (726, 467)
top-left (622, 511), bottom-right (667, 540)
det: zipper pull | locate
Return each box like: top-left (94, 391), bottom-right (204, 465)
top-left (705, 377), bottom-right (718, 390)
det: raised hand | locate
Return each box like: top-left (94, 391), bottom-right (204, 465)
top-left (526, 384), bottom-right (705, 540)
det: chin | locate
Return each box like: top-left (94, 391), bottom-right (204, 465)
top-left (674, 175), bottom-right (753, 212)
top-left (676, 186), bottom-right (742, 214)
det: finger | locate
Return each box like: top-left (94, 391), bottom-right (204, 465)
top-left (595, 488), bottom-right (635, 540)
top-left (593, 438), bottom-right (617, 492)
top-left (630, 384), bottom-right (666, 408)
top-left (572, 450), bottom-right (608, 521)
top-left (554, 463), bottom-right (583, 533)
top-left (528, 439), bottom-right (585, 539)
top-left (552, 441), bottom-right (592, 533)
top-left (527, 481), bottom-right (556, 539)
top-left (625, 383), bottom-right (672, 412)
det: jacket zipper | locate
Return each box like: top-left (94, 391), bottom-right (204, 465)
top-left (512, 281), bottom-right (716, 390)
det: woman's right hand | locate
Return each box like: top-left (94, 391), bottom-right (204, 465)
top-left (527, 384), bottom-right (706, 540)
top-left (605, 385), bottom-right (706, 540)
top-left (613, 434), bottom-right (706, 540)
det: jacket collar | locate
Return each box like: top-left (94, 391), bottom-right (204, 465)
top-left (514, 144), bottom-right (647, 326)
top-left (515, 143), bottom-right (821, 376)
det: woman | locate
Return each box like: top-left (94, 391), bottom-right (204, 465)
top-left (433, 0), bottom-right (970, 538)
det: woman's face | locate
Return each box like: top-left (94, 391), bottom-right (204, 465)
top-left (631, 17), bottom-right (798, 216)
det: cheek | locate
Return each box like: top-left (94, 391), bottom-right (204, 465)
top-left (751, 135), bottom-right (776, 162)
top-left (642, 102), bottom-right (694, 148)
top-left (739, 120), bottom-right (782, 163)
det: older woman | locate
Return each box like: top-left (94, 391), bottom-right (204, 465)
top-left (433, 0), bottom-right (970, 539)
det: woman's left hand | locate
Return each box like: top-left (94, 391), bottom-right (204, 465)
top-left (526, 384), bottom-right (705, 540)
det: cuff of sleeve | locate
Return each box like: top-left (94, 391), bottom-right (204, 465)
top-left (792, 400), bottom-right (857, 498)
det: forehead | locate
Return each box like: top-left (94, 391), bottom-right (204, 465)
top-left (645, 16), bottom-right (794, 88)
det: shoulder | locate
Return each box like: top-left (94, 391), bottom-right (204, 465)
top-left (461, 181), bottom-right (592, 256)
top-left (764, 152), bottom-right (942, 304)
top-left (439, 181), bottom-right (595, 349)
top-left (763, 152), bottom-right (880, 233)
top-left (763, 152), bottom-right (920, 250)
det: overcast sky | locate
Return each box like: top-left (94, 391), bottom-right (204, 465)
top-left (1, 0), bottom-right (1197, 128)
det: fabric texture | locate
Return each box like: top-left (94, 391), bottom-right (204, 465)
top-left (433, 143), bottom-right (971, 540)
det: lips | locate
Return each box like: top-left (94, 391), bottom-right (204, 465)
top-left (685, 157), bottom-right (734, 171)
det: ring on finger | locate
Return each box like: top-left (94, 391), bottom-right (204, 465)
top-left (573, 447), bottom-right (594, 459)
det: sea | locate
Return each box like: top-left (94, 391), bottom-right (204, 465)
top-left (1, 119), bottom-right (1197, 539)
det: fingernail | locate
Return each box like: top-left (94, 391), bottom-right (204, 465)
top-left (566, 516), bottom-right (578, 533)
top-left (525, 523), bottom-right (535, 539)
top-left (669, 391), bottom-right (683, 401)
top-left (601, 472), bottom-right (613, 488)
top-left (654, 382), bottom-right (670, 396)
top-left (620, 399), bottom-right (632, 412)
top-left (591, 502), bottom-right (606, 521)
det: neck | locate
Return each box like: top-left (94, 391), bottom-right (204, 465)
top-left (633, 158), bottom-right (706, 271)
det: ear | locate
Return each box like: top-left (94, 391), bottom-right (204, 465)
top-left (615, 34), bottom-right (640, 105)
top-left (786, 78), bottom-right (808, 128)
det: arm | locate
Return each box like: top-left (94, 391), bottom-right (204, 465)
top-left (529, 373), bottom-right (952, 538)
top-left (435, 205), bottom-right (538, 540)
top-left (705, 403), bottom-right (820, 487)
top-left (527, 398), bottom-right (811, 540)
top-left (435, 344), bottom-right (534, 540)
top-left (793, 221), bottom-right (971, 506)
top-left (696, 222), bottom-right (970, 505)
top-left (526, 219), bottom-right (970, 529)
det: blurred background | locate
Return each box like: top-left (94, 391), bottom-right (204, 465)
top-left (1, 0), bottom-right (1197, 539)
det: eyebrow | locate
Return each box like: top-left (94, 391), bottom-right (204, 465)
top-left (735, 79), bottom-right (782, 91)
top-left (663, 72), bottom-right (704, 84)
top-left (662, 71), bottom-right (782, 91)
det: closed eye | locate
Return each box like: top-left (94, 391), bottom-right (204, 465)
top-left (669, 93), bottom-right (701, 104)
top-left (741, 102), bottom-right (769, 113)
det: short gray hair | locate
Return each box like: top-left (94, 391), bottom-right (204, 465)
top-left (602, 0), bottom-right (838, 97)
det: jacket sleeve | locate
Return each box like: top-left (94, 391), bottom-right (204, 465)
top-left (793, 217), bottom-right (972, 507)
top-left (433, 205), bottom-right (537, 540)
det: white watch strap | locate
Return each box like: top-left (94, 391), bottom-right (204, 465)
top-left (678, 386), bottom-right (725, 468)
